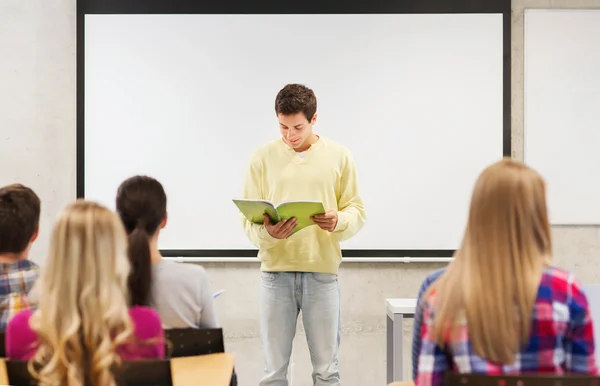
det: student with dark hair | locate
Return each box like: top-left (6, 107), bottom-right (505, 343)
top-left (116, 175), bottom-right (218, 328)
top-left (0, 184), bottom-right (41, 330)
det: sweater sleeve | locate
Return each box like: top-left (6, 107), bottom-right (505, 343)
top-left (333, 150), bottom-right (366, 241)
top-left (240, 152), bottom-right (281, 250)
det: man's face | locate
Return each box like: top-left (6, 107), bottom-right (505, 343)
top-left (278, 113), bottom-right (316, 150)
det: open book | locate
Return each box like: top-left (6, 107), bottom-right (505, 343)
top-left (233, 199), bottom-right (326, 235)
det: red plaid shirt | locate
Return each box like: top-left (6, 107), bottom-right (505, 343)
top-left (416, 267), bottom-right (598, 386)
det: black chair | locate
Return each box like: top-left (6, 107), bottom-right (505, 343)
top-left (165, 328), bottom-right (225, 358)
top-left (445, 372), bottom-right (600, 386)
top-left (6, 359), bottom-right (174, 386)
top-left (164, 328), bottom-right (237, 385)
top-left (0, 332), bottom-right (5, 357)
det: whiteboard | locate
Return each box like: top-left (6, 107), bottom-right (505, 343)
top-left (524, 9), bottom-right (600, 225)
top-left (83, 14), bottom-right (504, 251)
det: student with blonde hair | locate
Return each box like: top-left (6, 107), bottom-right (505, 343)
top-left (416, 158), bottom-right (597, 385)
top-left (5, 200), bottom-right (164, 386)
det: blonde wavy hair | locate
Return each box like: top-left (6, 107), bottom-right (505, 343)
top-left (430, 158), bottom-right (552, 364)
top-left (28, 200), bottom-right (134, 386)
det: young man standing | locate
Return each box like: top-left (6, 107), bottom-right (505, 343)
top-left (241, 84), bottom-right (366, 386)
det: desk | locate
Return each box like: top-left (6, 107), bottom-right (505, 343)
top-left (386, 298), bottom-right (417, 383)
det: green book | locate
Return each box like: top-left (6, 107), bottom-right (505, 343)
top-left (233, 199), bottom-right (326, 235)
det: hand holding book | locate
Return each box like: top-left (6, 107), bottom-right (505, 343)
top-left (311, 210), bottom-right (338, 232)
top-left (233, 199), bottom-right (326, 237)
top-left (263, 214), bottom-right (297, 239)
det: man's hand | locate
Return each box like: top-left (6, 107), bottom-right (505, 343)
top-left (264, 214), bottom-right (297, 239)
top-left (311, 210), bottom-right (338, 232)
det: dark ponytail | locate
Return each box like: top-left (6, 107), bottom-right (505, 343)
top-left (116, 176), bottom-right (167, 307)
top-left (127, 226), bottom-right (153, 306)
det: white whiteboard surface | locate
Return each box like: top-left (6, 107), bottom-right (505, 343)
top-left (84, 14), bottom-right (504, 251)
top-left (524, 9), bottom-right (600, 225)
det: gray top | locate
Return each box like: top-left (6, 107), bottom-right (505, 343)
top-left (151, 260), bottom-right (219, 329)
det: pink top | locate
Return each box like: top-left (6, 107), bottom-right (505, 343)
top-left (5, 306), bottom-right (165, 360)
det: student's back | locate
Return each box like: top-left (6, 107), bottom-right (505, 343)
top-left (415, 159), bottom-right (597, 386)
top-left (5, 200), bottom-right (164, 386)
top-left (116, 175), bottom-right (219, 329)
top-left (0, 184), bottom-right (41, 330)
top-left (418, 266), bottom-right (595, 383)
top-left (151, 260), bottom-right (218, 328)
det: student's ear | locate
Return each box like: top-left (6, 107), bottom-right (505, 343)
top-left (160, 212), bottom-right (168, 229)
top-left (30, 225), bottom-right (39, 243)
top-left (311, 113), bottom-right (317, 125)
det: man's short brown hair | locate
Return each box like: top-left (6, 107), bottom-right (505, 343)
top-left (0, 184), bottom-right (41, 254)
top-left (275, 84), bottom-right (317, 122)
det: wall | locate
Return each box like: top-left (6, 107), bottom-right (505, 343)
top-left (0, 0), bottom-right (76, 261)
top-left (1, 0), bottom-right (599, 385)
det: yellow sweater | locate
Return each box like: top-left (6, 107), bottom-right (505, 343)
top-left (241, 136), bottom-right (366, 274)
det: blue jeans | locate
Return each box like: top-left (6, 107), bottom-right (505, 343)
top-left (259, 272), bottom-right (341, 386)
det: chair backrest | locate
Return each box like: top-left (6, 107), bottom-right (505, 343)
top-left (5, 360), bottom-right (34, 386)
top-left (165, 328), bottom-right (224, 358)
top-left (445, 373), bottom-right (600, 386)
top-left (2, 354), bottom-right (235, 386)
top-left (5, 359), bottom-right (173, 386)
top-left (115, 360), bottom-right (173, 386)
top-left (0, 332), bottom-right (5, 357)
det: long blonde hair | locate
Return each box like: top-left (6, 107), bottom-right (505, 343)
top-left (29, 200), bottom-right (134, 386)
top-left (431, 158), bottom-right (552, 364)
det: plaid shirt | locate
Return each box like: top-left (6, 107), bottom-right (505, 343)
top-left (412, 268), bottom-right (446, 379)
top-left (416, 266), bottom-right (598, 386)
top-left (0, 260), bottom-right (40, 331)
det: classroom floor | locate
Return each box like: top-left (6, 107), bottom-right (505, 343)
top-left (223, 321), bottom-right (413, 386)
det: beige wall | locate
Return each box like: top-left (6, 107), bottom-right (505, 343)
top-left (1, 0), bottom-right (599, 385)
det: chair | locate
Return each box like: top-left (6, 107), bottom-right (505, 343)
top-left (0, 353), bottom-right (235, 386)
top-left (0, 332), bottom-right (4, 357)
top-left (445, 373), bottom-right (600, 386)
top-left (165, 328), bottom-right (225, 358)
top-left (4, 358), bottom-right (173, 386)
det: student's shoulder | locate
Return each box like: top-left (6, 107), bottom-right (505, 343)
top-left (6, 259), bottom-right (40, 276)
top-left (425, 268), bottom-right (446, 284)
top-left (157, 260), bottom-right (208, 277)
top-left (540, 266), bottom-right (587, 303)
top-left (418, 268), bottom-right (446, 296)
top-left (320, 137), bottom-right (356, 165)
top-left (129, 306), bottom-right (163, 335)
top-left (6, 309), bottom-right (34, 335)
top-left (8, 309), bottom-right (34, 325)
top-left (154, 261), bottom-right (210, 294)
top-left (320, 137), bottom-right (352, 154)
top-left (249, 139), bottom-right (283, 160)
top-left (129, 305), bottom-right (161, 321)
top-left (18, 259), bottom-right (40, 270)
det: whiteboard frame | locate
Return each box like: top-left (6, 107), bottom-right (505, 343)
top-left (76, 0), bottom-right (512, 259)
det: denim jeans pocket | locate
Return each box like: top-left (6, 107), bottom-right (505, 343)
top-left (311, 272), bottom-right (338, 284)
top-left (261, 271), bottom-right (279, 282)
